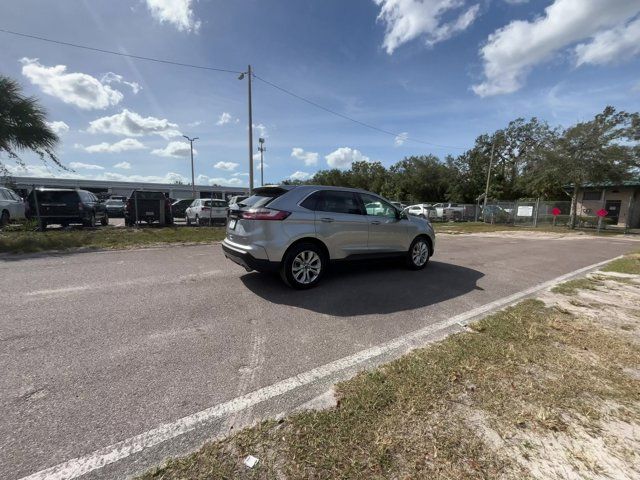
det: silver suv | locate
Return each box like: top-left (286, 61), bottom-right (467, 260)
top-left (222, 185), bottom-right (435, 289)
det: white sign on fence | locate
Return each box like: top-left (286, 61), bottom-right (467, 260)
top-left (517, 205), bottom-right (534, 217)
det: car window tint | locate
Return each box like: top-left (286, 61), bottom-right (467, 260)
top-left (360, 193), bottom-right (397, 218)
top-left (300, 191), bottom-right (323, 211)
top-left (316, 191), bottom-right (362, 215)
top-left (0, 190), bottom-right (8, 200)
top-left (37, 191), bottom-right (79, 203)
top-left (241, 194), bottom-right (277, 209)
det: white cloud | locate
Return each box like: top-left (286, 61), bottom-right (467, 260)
top-left (473, 0), bottom-right (640, 97)
top-left (47, 121), bottom-right (69, 135)
top-left (291, 147), bottom-right (318, 166)
top-left (504, 0), bottom-right (528, 4)
top-left (325, 147), bottom-right (370, 169)
top-left (197, 175), bottom-right (244, 186)
top-left (87, 109), bottom-right (181, 139)
top-left (394, 132), bottom-right (408, 146)
top-left (214, 161), bottom-right (239, 171)
top-left (69, 162), bottom-right (104, 170)
top-left (233, 172), bottom-right (250, 177)
top-left (20, 58), bottom-right (124, 110)
top-left (289, 171), bottom-right (311, 181)
top-left (253, 123), bottom-right (268, 138)
top-left (114, 161), bottom-right (132, 170)
top-left (7, 163), bottom-right (187, 184)
top-left (145, 0), bottom-right (201, 32)
top-left (575, 16), bottom-right (640, 66)
top-left (101, 72), bottom-right (142, 94)
top-left (151, 141), bottom-right (195, 158)
top-left (81, 138), bottom-right (147, 153)
top-left (256, 161), bottom-right (268, 171)
top-left (102, 171), bottom-right (189, 184)
top-left (374, 0), bottom-right (481, 54)
top-left (216, 112), bottom-right (238, 125)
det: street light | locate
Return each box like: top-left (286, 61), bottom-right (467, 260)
top-left (258, 137), bottom-right (266, 186)
top-left (238, 65), bottom-right (254, 193)
top-left (182, 135), bottom-right (198, 199)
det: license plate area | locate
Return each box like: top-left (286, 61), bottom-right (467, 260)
top-left (228, 219), bottom-right (237, 230)
top-left (145, 211), bottom-right (154, 216)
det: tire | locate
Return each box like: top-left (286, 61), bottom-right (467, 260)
top-left (280, 242), bottom-right (326, 289)
top-left (84, 213), bottom-right (96, 228)
top-left (0, 210), bottom-right (9, 227)
top-left (407, 236), bottom-right (430, 270)
top-left (195, 214), bottom-right (201, 227)
top-left (38, 219), bottom-right (47, 231)
top-left (100, 214), bottom-right (108, 226)
top-left (186, 215), bottom-right (191, 226)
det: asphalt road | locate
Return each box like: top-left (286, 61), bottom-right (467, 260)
top-left (1, 233), bottom-right (637, 480)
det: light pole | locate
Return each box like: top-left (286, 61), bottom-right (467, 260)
top-left (183, 135), bottom-right (198, 199)
top-left (258, 137), bottom-right (266, 186)
top-left (238, 65), bottom-right (254, 193)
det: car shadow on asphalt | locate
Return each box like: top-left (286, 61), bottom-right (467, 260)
top-left (240, 259), bottom-right (485, 316)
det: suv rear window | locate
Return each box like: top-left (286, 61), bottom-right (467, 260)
top-left (36, 191), bottom-right (79, 204)
top-left (239, 188), bottom-right (287, 209)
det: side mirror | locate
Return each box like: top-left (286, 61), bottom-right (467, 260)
top-left (398, 210), bottom-right (408, 220)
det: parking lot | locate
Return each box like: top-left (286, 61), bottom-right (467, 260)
top-left (1, 233), bottom-right (637, 480)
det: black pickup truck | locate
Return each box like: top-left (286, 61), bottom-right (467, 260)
top-left (27, 188), bottom-right (108, 230)
top-left (124, 191), bottom-right (173, 226)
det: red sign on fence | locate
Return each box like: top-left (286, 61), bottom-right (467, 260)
top-left (596, 209), bottom-right (608, 218)
top-left (551, 207), bottom-right (561, 216)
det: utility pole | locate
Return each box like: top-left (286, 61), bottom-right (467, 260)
top-left (482, 140), bottom-right (496, 215)
top-left (183, 135), bottom-right (198, 199)
top-left (258, 137), bottom-right (266, 186)
top-left (238, 65), bottom-right (254, 193)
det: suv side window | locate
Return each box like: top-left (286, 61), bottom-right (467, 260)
top-left (360, 193), bottom-right (398, 219)
top-left (300, 191), bottom-right (323, 211)
top-left (316, 191), bottom-right (362, 215)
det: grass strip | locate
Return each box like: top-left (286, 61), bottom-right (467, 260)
top-left (0, 226), bottom-right (226, 254)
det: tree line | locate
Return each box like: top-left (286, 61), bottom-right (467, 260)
top-left (285, 107), bottom-right (640, 212)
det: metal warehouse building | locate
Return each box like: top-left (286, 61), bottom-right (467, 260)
top-left (7, 176), bottom-right (249, 201)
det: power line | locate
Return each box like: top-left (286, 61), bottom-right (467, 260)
top-left (1, 28), bottom-right (468, 150)
top-left (0, 28), bottom-right (242, 74)
top-left (253, 74), bottom-right (467, 150)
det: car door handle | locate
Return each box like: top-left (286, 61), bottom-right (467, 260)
top-left (320, 217), bottom-right (334, 223)
top-left (370, 220), bottom-right (381, 225)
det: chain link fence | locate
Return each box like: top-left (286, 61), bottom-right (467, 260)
top-left (407, 199), bottom-right (629, 231)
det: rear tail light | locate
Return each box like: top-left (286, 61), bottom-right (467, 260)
top-left (125, 199), bottom-right (133, 212)
top-left (240, 208), bottom-right (290, 221)
top-left (201, 206), bottom-right (210, 211)
top-left (165, 198), bottom-right (171, 209)
top-left (78, 202), bottom-right (84, 211)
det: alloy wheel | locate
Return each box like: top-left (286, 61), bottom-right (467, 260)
top-left (412, 240), bottom-right (429, 266)
top-left (291, 250), bottom-right (322, 285)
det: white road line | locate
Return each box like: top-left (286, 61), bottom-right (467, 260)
top-left (18, 256), bottom-right (621, 480)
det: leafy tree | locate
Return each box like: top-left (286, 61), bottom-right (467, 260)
top-left (0, 76), bottom-right (60, 174)
top-left (537, 106), bottom-right (639, 227)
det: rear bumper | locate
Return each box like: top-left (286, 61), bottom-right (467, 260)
top-left (222, 243), bottom-right (278, 273)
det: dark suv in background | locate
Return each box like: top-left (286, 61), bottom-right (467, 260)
top-left (27, 188), bottom-right (108, 230)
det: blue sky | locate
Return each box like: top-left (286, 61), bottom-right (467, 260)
top-left (1, 0), bottom-right (640, 187)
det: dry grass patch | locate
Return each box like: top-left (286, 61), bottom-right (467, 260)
top-left (0, 226), bottom-right (226, 254)
top-left (140, 284), bottom-right (640, 480)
